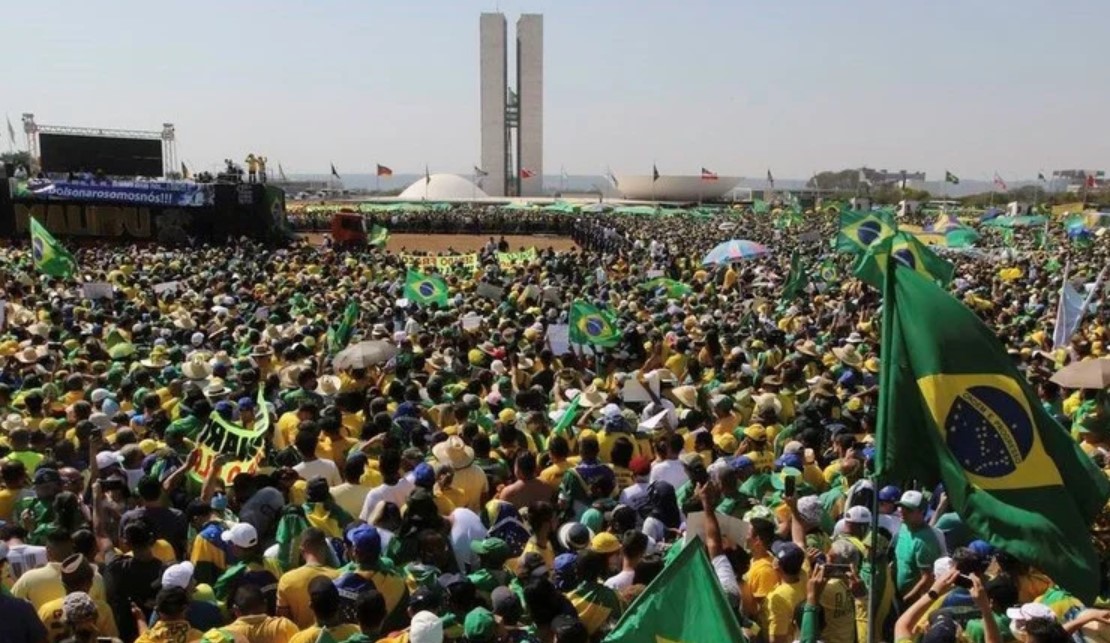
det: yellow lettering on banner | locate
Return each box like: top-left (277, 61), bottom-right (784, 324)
top-left (188, 443), bottom-right (263, 484)
top-left (13, 204), bottom-right (153, 238)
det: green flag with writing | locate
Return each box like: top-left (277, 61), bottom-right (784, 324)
top-left (29, 217), bottom-right (77, 278)
top-left (604, 538), bottom-right (745, 643)
top-left (876, 263), bottom-right (1110, 603)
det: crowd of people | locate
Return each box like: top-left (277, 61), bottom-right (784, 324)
top-left (0, 202), bottom-right (1108, 643)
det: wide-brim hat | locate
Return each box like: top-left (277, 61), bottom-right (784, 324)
top-left (182, 358), bottom-right (212, 381)
top-left (204, 378), bottom-right (231, 398)
top-left (579, 387), bottom-right (607, 409)
top-left (433, 436), bottom-right (476, 469)
top-left (279, 364), bottom-right (303, 389)
top-left (794, 340), bottom-right (819, 357)
top-left (670, 385), bottom-right (699, 409)
top-left (753, 392), bottom-right (783, 417)
top-left (845, 332), bottom-right (865, 344)
top-left (833, 345), bottom-right (863, 368)
top-left (14, 346), bottom-right (43, 364)
top-left (316, 374), bottom-right (341, 397)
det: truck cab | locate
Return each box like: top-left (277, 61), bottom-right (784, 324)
top-left (331, 211), bottom-right (366, 246)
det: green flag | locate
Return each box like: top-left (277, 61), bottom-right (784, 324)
top-left (855, 231), bottom-right (953, 288)
top-left (29, 217), bottom-right (77, 278)
top-left (817, 259), bottom-right (838, 283)
top-left (836, 209), bottom-right (897, 254)
top-left (875, 263), bottom-right (1110, 603)
top-left (945, 170), bottom-right (960, 184)
top-left (553, 394), bottom-right (582, 436)
top-left (752, 199), bottom-right (769, 214)
top-left (327, 300), bottom-right (359, 356)
top-left (604, 538), bottom-right (745, 643)
top-left (404, 270), bottom-right (449, 307)
top-left (945, 228), bottom-right (980, 249)
top-left (569, 300), bottom-right (623, 347)
top-left (640, 277), bottom-right (692, 298)
top-left (369, 224), bottom-right (390, 247)
top-left (1000, 228), bottom-right (1015, 246)
top-left (781, 250), bottom-right (807, 301)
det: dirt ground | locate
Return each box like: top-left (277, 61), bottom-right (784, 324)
top-left (303, 233), bottom-right (578, 253)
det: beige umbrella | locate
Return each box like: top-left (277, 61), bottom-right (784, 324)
top-left (1050, 358), bottom-right (1110, 390)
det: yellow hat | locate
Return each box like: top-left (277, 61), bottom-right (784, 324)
top-left (139, 439), bottom-right (161, 455)
top-left (743, 424), bottom-right (766, 441)
top-left (714, 433), bottom-right (738, 453)
top-left (498, 408), bottom-right (517, 424)
top-left (863, 357), bottom-right (880, 373)
top-left (845, 397), bottom-right (863, 412)
top-left (590, 532), bottom-right (621, 555)
top-left (578, 428), bottom-right (597, 442)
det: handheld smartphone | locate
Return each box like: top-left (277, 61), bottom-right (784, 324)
top-left (953, 574), bottom-right (974, 589)
top-left (825, 564), bottom-right (852, 578)
top-left (784, 474), bottom-right (797, 496)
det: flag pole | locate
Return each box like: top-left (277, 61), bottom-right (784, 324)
top-left (651, 160), bottom-right (656, 206)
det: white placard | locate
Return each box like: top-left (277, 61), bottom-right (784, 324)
top-left (646, 269), bottom-right (664, 279)
top-left (81, 282), bottom-right (114, 300)
top-left (476, 282), bottom-right (504, 300)
top-left (153, 281), bottom-right (181, 295)
top-left (622, 370), bottom-right (660, 403)
top-left (546, 324), bottom-right (571, 355)
top-left (253, 306), bottom-right (270, 321)
top-left (542, 287), bottom-right (561, 305)
top-left (461, 314), bottom-right (483, 331)
top-left (684, 511), bottom-right (751, 549)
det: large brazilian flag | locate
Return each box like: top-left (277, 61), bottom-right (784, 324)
top-left (876, 262), bottom-right (1110, 602)
top-left (569, 300), bottom-right (623, 348)
top-left (836, 209), bottom-right (896, 254)
top-left (855, 231), bottom-right (953, 288)
top-left (404, 269), bottom-right (449, 307)
top-left (30, 217), bottom-right (77, 278)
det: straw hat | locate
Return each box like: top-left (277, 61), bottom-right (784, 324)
top-left (1, 413), bottom-right (29, 433)
top-left (578, 387), bottom-right (607, 409)
top-left (14, 346), bottom-right (43, 365)
top-left (433, 436), bottom-right (476, 469)
top-left (794, 340), bottom-right (819, 357)
top-left (832, 345), bottom-right (863, 368)
top-left (182, 357), bottom-right (212, 381)
top-left (140, 348), bottom-right (170, 370)
top-left (753, 392), bottom-right (783, 417)
top-left (315, 374), bottom-right (341, 397)
top-left (670, 385), bottom-right (699, 409)
top-left (203, 378), bottom-right (231, 399)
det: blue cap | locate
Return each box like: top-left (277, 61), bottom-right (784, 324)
top-left (861, 446), bottom-right (876, 462)
top-left (215, 400), bottom-right (235, 420)
top-left (554, 553), bottom-right (578, 574)
top-left (211, 492), bottom-right (228, 511)
top-left (968, 539), bottom-right (995, 559)
top-left (729, 455), bottom-right (754, 471)
top-left (413, 462), bottom-right (435, 487)
top-left (878, 485), bottom-right (902, 503)
top-left (775, 453), bottom-right (804, 471)
top-left (394, 402), bottom-right (419, 418)
top-left (349, 525), bottom-right (382, 557)
top-left (237, 397), bottom-right (256, 410)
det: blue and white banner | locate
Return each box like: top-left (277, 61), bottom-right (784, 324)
top-left (11, 179), bottom-right (212, 207)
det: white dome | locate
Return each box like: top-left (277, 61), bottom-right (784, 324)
top-left (398, 174), bottom-right (489, 200)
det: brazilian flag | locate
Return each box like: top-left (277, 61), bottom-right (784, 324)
top-left (327, 300), bottom-right (359, 356)
top-left (29, 217), bottom-right (77, 278)
top-left (876, 263), bottom-right (1110, 603)
top-left (404, 270), bottom-right (449, 307)
top-left (855, 231), bottom-right (953, 288)
top-left (836, 209), bottom-right (897, 254)
top-left (780, 251), bottom-right (807, 301)
top-left (569, 300), bottom-right (622, 348)
top-left (639, 277), bottom-right (692, 298)
top-left (818, 259), bottom-right (838, 283)
top-left (604, 538), bottom-right (744, 643)
top-left (369, 224), bottom-right (389, 247)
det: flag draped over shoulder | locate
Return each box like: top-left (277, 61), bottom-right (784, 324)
top-left (876, 264), bottom-right (1110, 603)
top-left (29, 218), bottom-right (77, 278)
top-left (855, 231), bottom-right (953, 288)
top-left (604, 538), bottom-right (745, 643)
top-left (781, 251), bottom-right (807, 301)
top-left (404, 270), bottom-right (449, 307)
top-left (836, 209), bottom-right (896, 254)
top-left (569, 300), bottom-right (622, 347)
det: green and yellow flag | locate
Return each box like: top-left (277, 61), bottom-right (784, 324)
top-left (604, 538), bottom-right (745, 643)
top-left (640, 277), bottom-right (692, 298)
top-left (327, 300), bottom-right (359, 356)
top-left (369, 224), bottom-right (390, 247)
top-left (29, 217), bottom-right (77, 278)
top-left (875, 263), bottom-right (1110, 603)
top-left (855, 231), bottom-right (953, 288)
top-left (780, 250), bottom-right (807, 301)
top-left (404, 270), bottom-right (449, 307)
top-left (836, 209), bottom-right (897, 254)
top-left (818, 259), bottom-right (838, 283)
top-left (569, 300), bottom-right (622, 348)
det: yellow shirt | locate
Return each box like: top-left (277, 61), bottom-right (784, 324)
top-left (208, 615), bottom-right (300, 643)
top-left (140, 621), bottom-right (203, 643)
top-left (289, 623), bottom-right (361, 643)
top-left (0, 486), bottom-right (28, 523)
top-left (437, 484), bottom-right (467, 513)
top-left (819, 579), bottom-right (857, 643)
top-left (522, 538), bottom-right (555, 570)
top-left (539, 461), bottom-right (571, 488)
top-left (765, 577), bottom-right (807, 637)
top-left (330, 482), bottom-right (373, 519)
top-left (10, 562), bottom-right (107, 609)
top-left (743, 554), bottom-right (778, 631)
top-left (39, 596), bottom-right (118, 641)
top-left (446, 464), bottom-right (488, 512)
top-left (277, 563), bottom-right (341, 629)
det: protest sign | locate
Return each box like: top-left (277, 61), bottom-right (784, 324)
top-left (546, 324), bottom-right (571, 355)
top-left (81, 282), bottom-right (114, 300)
top-left (461, 314), bottom-right (483, 331)
top-left (153, 281), bottom-right (181, 295)
top-left (476, 282), bottom-right (505, 300)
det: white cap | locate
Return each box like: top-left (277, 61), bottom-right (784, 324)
top-left (898, 489), bottom-right (927, 511)
top-left (161, 561), bottom-right (195, 589)
top-left (95, 451), bottom-right (122, 470)
top-left (600, 404), bottom-right (622, 419)
top-left (844, 505), bottom-right (872, 525)
top-left (490, 360), bottom-right (506, 375)
top-left (1006, 602), bottom-right (1056, 624)
top-left (410, 610), bottom-right (443, 643)
top-left (933, 556), bottom-right (954, 578)
top-left (221, 523), bottom-right (259, 548)
top-left (190, 332), bottom-right (205, 346)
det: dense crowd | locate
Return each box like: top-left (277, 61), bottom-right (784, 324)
top-left (0, 204), bottom-right (1108, 643)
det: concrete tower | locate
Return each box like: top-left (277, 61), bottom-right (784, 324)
top-left (516, 14), bottom-right (543, 197)
top-left (479, 13), bottom-right (508, 198)
top-left (479, 13), bottom-right (543, 197)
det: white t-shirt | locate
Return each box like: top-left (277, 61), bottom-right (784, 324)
top-left (712, 554), bottom-right (740, 603)
top-left (294, 458), bottom-right (342, 487)
top-left (649, 459), bottom-right (689, 489)
top-left (359, 478), bottom-right (416, 521)
top-left (604, 570), bottom-right (636, 591)
top-left (618, 482), bottom-right (649, 508)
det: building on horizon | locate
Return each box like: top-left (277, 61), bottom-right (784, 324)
top-left (479, 12), bottom-right (543, 197)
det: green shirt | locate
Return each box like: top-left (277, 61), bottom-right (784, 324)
top-left (965, 613), bottom-right (1013, 643)
top-left (894, 522), bottom-right (943, 596)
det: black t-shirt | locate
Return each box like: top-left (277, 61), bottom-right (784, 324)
top-left (119, 506), bottom-right (188, 558)
top-left (0, 593), bottom-right (49, 643)
top-left (103, 552), bottom-right (164, 642)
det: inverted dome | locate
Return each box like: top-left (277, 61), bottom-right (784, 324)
top-left (398, 174), bottom-right (489, 200)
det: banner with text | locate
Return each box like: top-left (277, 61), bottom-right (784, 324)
top-left (401, 253), bottom-right (479, 271)
top-left (12, 179), bottom-right (212, 207)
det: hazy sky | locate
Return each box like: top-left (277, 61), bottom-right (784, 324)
top-left (3, 1), bottom-right (1107, 180)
